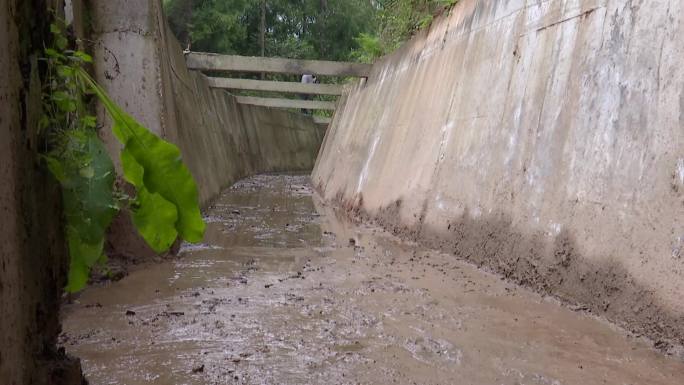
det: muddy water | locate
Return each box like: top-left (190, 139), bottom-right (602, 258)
top-left (61, 174), bottom-right (684, 385)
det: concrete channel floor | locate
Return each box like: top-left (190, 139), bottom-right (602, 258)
top-left (61, 174), bottom-right (684, 385)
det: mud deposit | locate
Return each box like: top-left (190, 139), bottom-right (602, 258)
top-left (61, 174), bottom-right (684, 385)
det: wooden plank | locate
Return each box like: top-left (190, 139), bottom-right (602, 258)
top-left (235, 96), bottom-right (336, 110)
top-left (312, 116), bottom-right (332, 125)
top-left (207, 77), bottom-right (343, 95)
top-left (187, 52), bottom-right (371, 77)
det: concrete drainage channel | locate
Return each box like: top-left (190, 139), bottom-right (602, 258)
top-left (3, 0), bottom-right (684, 383)
top-left (61, 174), bottom-right (684, 384)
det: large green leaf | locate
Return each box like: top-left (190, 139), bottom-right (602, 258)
top-left (120, 147), bottom-right (179, 252)
top-left (65, 235), bottom-right (105, 292)
top-left (77, 68), bottom-right (206, 245)
top-left (131, 188), bottom-right (179, 252)
top-left (44, 24), bottom-right (204, 293)
top-left (46, 131), bottom-right (119, 292)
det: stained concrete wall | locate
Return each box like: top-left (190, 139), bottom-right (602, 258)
top-left (313, 0), bottom-right (684, 347)
top-left (1, 1), bottom-right (84, 384)
top-left (88, 0), bottom-right (325, 257)
top-left (159, 34), bottom-right (328, 205)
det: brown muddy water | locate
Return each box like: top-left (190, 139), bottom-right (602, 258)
top-left (61, 174), bottom-right (684, 385)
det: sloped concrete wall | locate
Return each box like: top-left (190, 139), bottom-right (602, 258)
top-left (90, 0), bottom-right (324, 206)
top-left (89, 0), bottom-right (325, 256)
top-left (313, 0), bottom-right (684, 347)
top-left (158, 26), bottom-right (326, 205)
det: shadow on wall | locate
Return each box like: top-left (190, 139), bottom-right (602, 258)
top-left (329, 192), bottom-right (684, 353)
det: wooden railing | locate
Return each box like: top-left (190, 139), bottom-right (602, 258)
top-left (185, 52), bottom-right (370, 122)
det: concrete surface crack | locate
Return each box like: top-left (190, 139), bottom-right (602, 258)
top-left (536, 7), bottom-right (603, 33)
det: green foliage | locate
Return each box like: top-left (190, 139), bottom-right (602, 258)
top-left (163, 0), bottom-right (376, 62)
top-left (162, 0), bottom-right (457, 66)
top-left (351, 33), bottom-right (384, 64)
top-left (46, 131), bottom-right (118, 291)
top-left (42, 20), bottom-right (205, 292)
top-left (165, 0), bottom-right (253, 53)
top-left (42, 23), bottom-right (115, 291)
top-left (78, 69), bottom-right (206, 248)
top-left (353, 0), bottom-right (459, 61)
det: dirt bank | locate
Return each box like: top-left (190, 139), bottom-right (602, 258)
top-left (61, 175), bottom-right (683, 384)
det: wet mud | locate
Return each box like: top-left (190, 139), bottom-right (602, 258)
top-left (61, 174), bottom-right (684, 384)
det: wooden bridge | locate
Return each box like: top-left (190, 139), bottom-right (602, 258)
top-left (185, 52), bottom-right (371, 124)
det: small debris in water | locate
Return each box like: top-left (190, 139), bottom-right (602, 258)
top-left (570, 304), bottom-right (590, 312)
top-left (162, 311), bottom-right (185, 317)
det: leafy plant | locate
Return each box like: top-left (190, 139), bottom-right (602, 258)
top-left (77, 70), bottom-right (205, 248)
top-left (351, 0), bottom-right (460, 61)
top-left (418, 14), bottom-right (433, 29)
top-left (42, 20), bottom-right (205, 292)
top-left (437, 0), bottom-right (459, 7)
top-left (351, 33), bottom-right (384, 63)
top-left (163, 0), bottom-right (377, 62)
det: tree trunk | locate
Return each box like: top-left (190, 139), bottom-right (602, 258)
top-left (182, 0), bottom-right (193, 51)
top-left (318, 0), bottom-right (328, 58)
top-left (260, 0), bottom-right (266, 79)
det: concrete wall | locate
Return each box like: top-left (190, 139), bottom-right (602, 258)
top-left (313, 0), bottom-right (684, 347)
top-left (88, 0), bottom-right (325, 256)
top-left (1, 1), bottom-right (84, 384)
top-left (159, 34), bottom-right (327, 205)
top-left (0, 0), bottom-right (322, 381)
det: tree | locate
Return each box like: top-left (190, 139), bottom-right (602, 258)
top-left (164, 0), bottom-right (256, 54)
top-left (351, 0), bottom-right (459, 62)
top-left (163, 0), bottom-right (456, 63)
top-left (163, 0), bottom-right (377, 62)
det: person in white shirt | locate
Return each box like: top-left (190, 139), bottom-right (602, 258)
top-left (301, 74), bottom-right (316, 84)
top-left (300, 74), bottom-right (317, 114)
